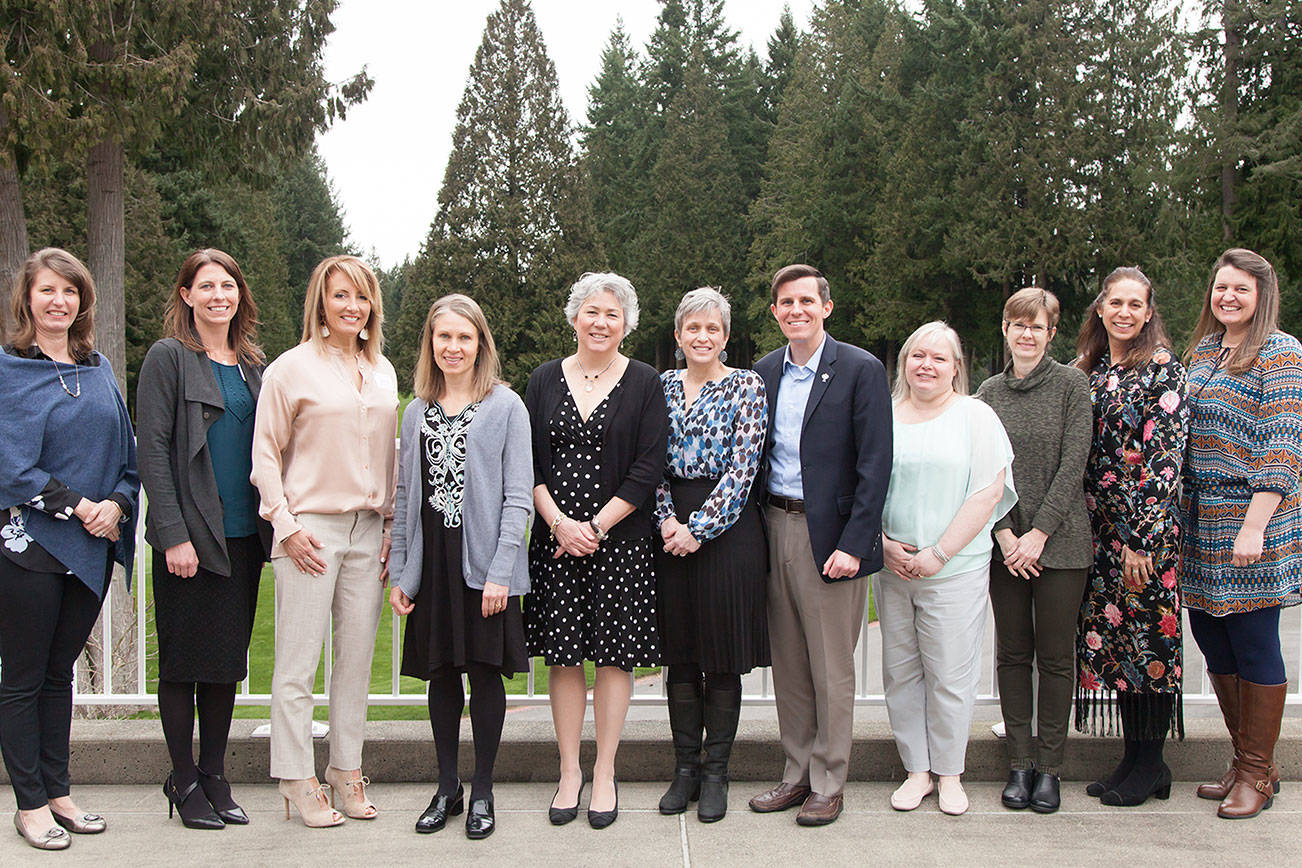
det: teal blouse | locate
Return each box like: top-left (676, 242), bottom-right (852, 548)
top-left (208, 360), bottom-right (259, 539)
top-left (881, 396), bottom-right (1017, 579)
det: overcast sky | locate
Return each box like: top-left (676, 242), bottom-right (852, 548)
top-left (316, 1), bottom-right (814, 268)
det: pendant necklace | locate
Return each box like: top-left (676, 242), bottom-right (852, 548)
top-left (51, 357), bottom-right (81, 398)
top-left (575, 356), bottom-right (616, 393)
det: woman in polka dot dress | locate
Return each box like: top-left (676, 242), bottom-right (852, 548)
top-left (524, 273), bottom-right (668, 829)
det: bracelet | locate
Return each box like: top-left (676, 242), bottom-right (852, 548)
top-left (550, 513), bottom-right (566, 535)
top-left (589, 517), bottom-right (608, 541)
top-left (929, 543), bottom-right (951, 565)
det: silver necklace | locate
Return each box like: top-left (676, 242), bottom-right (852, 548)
top-left (51, 357), bottom-right (81, 398)
top-left (575, 356), bottom-right (616, 393)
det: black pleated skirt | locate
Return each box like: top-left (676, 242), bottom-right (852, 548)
top-left (153, 534), bottom-right (263, 683)
top-left (655, 478), bottom-right (770, 674)
top-left (400, 504), bottom-right (528, 679)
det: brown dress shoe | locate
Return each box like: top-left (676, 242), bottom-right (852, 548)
top-left (796, 792), bottom-right (843, 826)
top-left (748, 782), bottom-right (811, 813)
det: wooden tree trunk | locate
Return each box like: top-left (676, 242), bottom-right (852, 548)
top-left (1221, 0), bottom-right (1241, 242)
top-left (0, 109), bottom-right (30, 336)
top-left (87, 139), bottom-right (126, 393)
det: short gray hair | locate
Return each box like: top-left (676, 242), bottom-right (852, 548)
top-left (674, 286), bottom-right (731, 334)
top-left (564, 272), bottom-right (639, 334)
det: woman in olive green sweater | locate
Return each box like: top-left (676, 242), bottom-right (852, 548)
top-left (975, 288), bottom-right (1092, 814)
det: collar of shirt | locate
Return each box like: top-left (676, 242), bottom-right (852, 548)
top-left (782, 334), bottom-right (827, 381)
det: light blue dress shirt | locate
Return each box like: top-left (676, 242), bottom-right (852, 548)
top-left (767, 336), bottom-right (827, 498)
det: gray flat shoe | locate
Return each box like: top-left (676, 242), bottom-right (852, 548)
top-left (14, 811), bottom-right (71, 850)
top-left (53, 809), bottom-right (107, 834)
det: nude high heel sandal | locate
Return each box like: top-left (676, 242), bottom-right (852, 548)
top-left (324, 767), bottom-right (378, 820)
top-left (278, 779), bottom-right (345, 828)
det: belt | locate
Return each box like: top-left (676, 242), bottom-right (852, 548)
top-left (766, 493), bottom-right (805, 513)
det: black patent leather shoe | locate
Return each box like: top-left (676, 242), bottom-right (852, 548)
top-left (415, 784), bottom-right (464, 834)
top-left (1001, 768), bottom-right (1034, 810)
top-left (164, 773), bottom-right (225, 830)
top-left (197, 769), bottom-right (249, 825)
top-left (588, 779), bottom-right (618, 830)
top-left (1029, 771), bottom-right (1061, 813)
top-left (465, 798), bottom-right (494, 839)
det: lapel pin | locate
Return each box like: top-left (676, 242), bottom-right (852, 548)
top-left (821, 373), bottom-right (830, 382)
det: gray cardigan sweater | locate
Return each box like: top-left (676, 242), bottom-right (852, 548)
top-left (976, 354), bottom-right (1093, 569)
top-left (390, 384), bottom-right (534, 599)
top-left (137, 338), bottom-right (271, 576)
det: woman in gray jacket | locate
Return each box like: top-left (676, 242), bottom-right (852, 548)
top-left (137, 249), bottom-right (270, 829)
top-left (975, 287), bottom-right (1092, 814)
top-left (388, 294), bottom-right (532, 840)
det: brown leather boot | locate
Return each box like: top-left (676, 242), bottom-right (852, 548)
top-left (1218, 680), bottom-right (1286, 819)
top-left (1197, 673), bottom-right (1240, 800)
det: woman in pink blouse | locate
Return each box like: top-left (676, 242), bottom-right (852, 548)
top-left (251, 255), bottom-right (398, 827)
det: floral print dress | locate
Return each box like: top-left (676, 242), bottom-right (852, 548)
top-left (1076, 348), bottom-right (1188, 736)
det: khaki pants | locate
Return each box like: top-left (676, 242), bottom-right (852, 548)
top-left (269, 511), bottom-right (384, 779)
top-left (765, 505), bottom-right (869, 797)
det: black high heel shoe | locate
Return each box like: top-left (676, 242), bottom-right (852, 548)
top-left (588, 778), bottom-right (619, 830)
top-left (465, 798), bottom-right (495, 839)
top-left (197, 769), bottom-right (249, 825)
top-left (415, 783), bottom-right (464, 833)
top-left (548, 777), bottom-right (586, 826)
top-left (164, 772), bottom-right (225, 830)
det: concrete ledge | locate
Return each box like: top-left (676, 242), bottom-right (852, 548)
top-left (9, 716), bottom-right (1302, 785)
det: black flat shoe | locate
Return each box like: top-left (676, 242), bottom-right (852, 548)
top-left (465, 798), bottom-right (494, 839)
top-left (415, 784), bottom-right (464, 834)
top-left (197, 769), bottom-right (249, 825)
top-left (588, 778), bottom-right (618, 830)
top-left (1001, 768), bottom-right (1034, 809)
top-left (1029, 771), bottom-right (1061, 813)
top-left (164, 773), bottom-right (225, 830)
top-left (548, 777), bottom-right (586, 826)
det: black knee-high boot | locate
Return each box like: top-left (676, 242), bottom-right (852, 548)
top-left (698, 681), bottom-right (741, 823)
top-left (659, 680), bottom-right (703, 814)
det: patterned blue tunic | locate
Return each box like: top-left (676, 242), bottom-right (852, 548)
top-left (1181, 331), bottom-right (1302, 614)
top-left (654, 369), bottom-right (768, 540)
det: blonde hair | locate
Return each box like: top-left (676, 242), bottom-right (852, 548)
top-left (892, 321), bottom-right (968, 403)
top-left (301, 255), bottom-right (384, 361)
top-left (8, 248), bottom-right (96, 360)
top-left (413, 294), bottom-right (505, 403)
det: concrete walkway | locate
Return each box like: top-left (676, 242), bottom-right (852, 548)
top-left (2, 780), bottom-right (1294, 866)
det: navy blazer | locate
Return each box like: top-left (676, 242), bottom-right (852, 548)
top-left (754, 334), bottom-right (892, 581)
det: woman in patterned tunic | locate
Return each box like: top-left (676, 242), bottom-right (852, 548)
top-left (1074, 266), bottom-right (1187, 807)
top-left (654, 288), bottom-right (768, 823)
top-left (1180, 248), bottom-right (1302, 819)
top-left (524, 273), bottom-right (668, 829)
top-left (389, 294), bottom-right (531, 839)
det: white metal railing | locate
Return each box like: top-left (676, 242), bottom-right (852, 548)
top-left (54, 492), bottom-right (1300, 710)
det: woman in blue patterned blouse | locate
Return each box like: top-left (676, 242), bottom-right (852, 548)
top-left (654, 287), bottom-right (769, 823)
top-left (1181, 248), bottom-right (1302, 820)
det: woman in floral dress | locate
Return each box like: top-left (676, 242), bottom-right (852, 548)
top-left (1074, 266), bottom-right (1187, 807)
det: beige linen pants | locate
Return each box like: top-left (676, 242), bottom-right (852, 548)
top-left (874, 564), bottom-right (989, 777)
top-left (765, 505), bottom-right (869, 797)
top-left (270, 510), bottom-right (384, 780)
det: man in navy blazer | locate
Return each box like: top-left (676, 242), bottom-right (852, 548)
top-left (747, 264), bottom-right (892, 825)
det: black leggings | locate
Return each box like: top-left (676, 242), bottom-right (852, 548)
top-left (665, 665), bottom-right (740, 693)
top-left (0, 560), bottom-right (105, 810)
top-left (427, 664), bottom-right (507, 801)
top-left (1187, 605), bottom-right (1286, 684)
top-left (157, 680), bottom-right (238, 791)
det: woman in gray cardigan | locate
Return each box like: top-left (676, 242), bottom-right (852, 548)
top-left (388, 294), bottom-right (532, 840)
top-left (975, 288), bottom-right (1092, 814)
top-left (137, 249), bottom-right (271, 829)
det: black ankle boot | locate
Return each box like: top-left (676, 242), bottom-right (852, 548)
top-left (659, 682), bottom-right (703, 815)
top-left (698, 685), bottom-right (741, 823)
top-left (1087, 739), bottom-right (1138, 797)
top-left (1100, 738), bottom-right (1172, 807)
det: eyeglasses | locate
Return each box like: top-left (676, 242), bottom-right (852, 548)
top-left (1004, 320), bottom-right (1051, 336)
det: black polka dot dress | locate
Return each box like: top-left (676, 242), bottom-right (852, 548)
top-left (525, 392), bottom-right (659, 671)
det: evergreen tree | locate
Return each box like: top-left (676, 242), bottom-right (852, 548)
top-left (399, 0), bottom-right (600, 389)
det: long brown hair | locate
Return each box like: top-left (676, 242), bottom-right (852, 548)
top-left (7, 247), bottom-right (97, 360)
top-left (163, 249), bottom-right (264, 365)
top-left (1183, 248), bottom-right (1280, 375)
top-left (301, 255), bottom-right (384, 361)
top-left (413, 294), bottom-right (505, 402)
top-left (1075, 266), bottom-right (1172, 372)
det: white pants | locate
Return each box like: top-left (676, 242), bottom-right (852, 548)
top-left (875, 564), bottom-right (988, 776)
top-left (269, 511), bottom-right (384, 779)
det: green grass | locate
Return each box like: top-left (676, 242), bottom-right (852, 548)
top-left (134, 560), bottom-right (659, 721)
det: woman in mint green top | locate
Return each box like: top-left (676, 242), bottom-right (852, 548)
top-left (877, 322), bottom-right (1016, 817)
